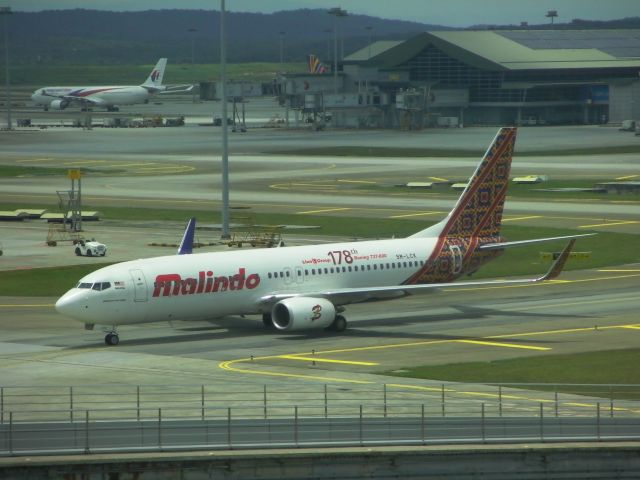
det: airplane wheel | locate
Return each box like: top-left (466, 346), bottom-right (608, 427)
top-left (87, 250), bottom-right (92, 257)
top-left (332, 315), bottom-right (347, 332)
top-left (75, 248), bottom-right (81, 256)
top-left (105, 333), bottom-right (119, 346)
top-left (262, 313), bottom-right (274, 328)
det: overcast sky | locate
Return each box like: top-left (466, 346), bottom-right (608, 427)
top-left (5, 0), bottom-right (639, 27)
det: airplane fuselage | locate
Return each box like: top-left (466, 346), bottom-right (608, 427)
top-left (56, 234), bottom-right (504, 329)
top-left (31, 85), bottom-right (151, 109)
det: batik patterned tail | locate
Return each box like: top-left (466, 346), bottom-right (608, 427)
top-left (444, 127), bottom-right (516, 238)
top-left (402, 127), bottom-right (517, 285)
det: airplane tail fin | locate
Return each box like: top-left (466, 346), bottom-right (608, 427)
top-left (142, 58), bottom-right (167, 88)
top-left (308, 54), bottom-right (328, 74)
top-left (178, 217), bottom-right (196, 255)
top-left (411, 127), bottom-right (517, 239)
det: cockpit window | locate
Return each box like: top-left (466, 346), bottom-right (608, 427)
top-left (77, 282), bottom-right (111, 291)
top-left (91, 282), bottom-right (112, 291)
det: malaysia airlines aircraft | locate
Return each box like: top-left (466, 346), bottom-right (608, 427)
top-left (56, 127), bottom-right (592, 345)
top-left (31, 58), bottom-right (170, 112)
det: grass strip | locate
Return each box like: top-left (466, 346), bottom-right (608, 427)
top-left (1, 204), bottom-right (638, 296)
top-left (0, 263), bottom-right (113, 297)
top-left (384, 349), bottom-right (640, 400)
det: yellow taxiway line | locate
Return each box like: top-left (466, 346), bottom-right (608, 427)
top-left (388, 211), bottom-right (442, 219)
top-left (579, 220), bottom-right (639, 228)
top-left (501, 215), bottom-right (542, 222)
top-left (279, 355), bottom-right (378, 366)
top-left (297, 207), bottom-right (351, 214)
top-left (456, 339), bottom-right (550, 351)
top-left (337, 179), bottom-right (377, 184)
top-left (219, 321), bottom-right (639, 384)
top-left (0, 304), bottom-right (55, 308)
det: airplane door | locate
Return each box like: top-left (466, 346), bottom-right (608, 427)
top-left (282, 267), bottom-right (293, 285)
top-left (129, 269), bottom-right (148, 302)
top-left (449, 245), bottom-right (463, 274)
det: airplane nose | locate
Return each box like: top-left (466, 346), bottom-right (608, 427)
top-left (55, 290), bottom-right (88, 320)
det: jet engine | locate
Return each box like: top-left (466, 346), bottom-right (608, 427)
top-left (50, 99), bottom-right (69, 110)
top-left (271, 297), bottom-right (336, 331)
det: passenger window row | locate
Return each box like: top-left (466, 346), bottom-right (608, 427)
top-left (266, 260), bottom-right (424, 279)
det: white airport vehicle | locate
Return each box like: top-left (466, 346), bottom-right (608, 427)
top-left (56, 128), bottom-right (593, 345)
top-left (31, 58), bottom-right (181, 112)
top-left (74, 239), bottom-right (107, 257)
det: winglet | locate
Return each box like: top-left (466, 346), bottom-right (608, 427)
top-left (537, 239), bottom-right (576, 281)
top-left (178, 217), bottom-right (196, 255)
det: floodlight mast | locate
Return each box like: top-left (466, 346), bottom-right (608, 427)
top-left (328, 7), bottom-right (347, 94)
top-left (188, 27), bottom-right (197, 103)
top-left (546, 10), bottom-right (558, 25)
top-left (1, 6), bottom-right (12, 130)
top-left (278, 31), bottom-right (285, 66)
top-left (220, 0), bottom-right (230, 239)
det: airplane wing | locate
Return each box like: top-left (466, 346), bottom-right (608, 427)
top-left (478, 233), bottom-right (595, 251)
top-left (158, 84), bottom-right (194, 94)
top-left (259, 239), bottom-right (576, 307)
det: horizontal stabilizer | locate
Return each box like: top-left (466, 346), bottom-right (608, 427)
top-left (479, 233), bottom-right (595, 251)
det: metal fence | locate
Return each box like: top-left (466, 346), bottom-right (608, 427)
top-left (2, 405), bottom-right (640, 456)
top-left (1, 383), bottom-right (639, 423)
top-left (1, 383), bottom-right (639, 455)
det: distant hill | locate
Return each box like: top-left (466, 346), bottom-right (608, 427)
top-left (8, 9), bottom-right (640, 67)
top-left (8, 9), bottom-right (443, 66)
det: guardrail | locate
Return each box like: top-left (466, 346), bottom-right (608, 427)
top-left (1, 383), bottom-right (639, 424)
top-left (2, 403), bottom-right (639, 456)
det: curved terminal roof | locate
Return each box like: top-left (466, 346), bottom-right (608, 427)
top-left (345, 30), bottom-right (640, 71)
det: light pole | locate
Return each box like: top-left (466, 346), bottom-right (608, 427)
top-left (323, 28), bottom-right (332, 62)
top-left (188, 27), bottom-right (197, 103)
top-left (220, 0), bottom-right (230, 239)
top-left (278, 31), bottom-right (285, 67)
top-left (365, 25), bottom-right (373, 59)
top-left (328, 7), bottom-right (347, 94)
top-left (1, 6), bottom-right (12, 130)
top-left (546, 10), bottom-right (558, 25)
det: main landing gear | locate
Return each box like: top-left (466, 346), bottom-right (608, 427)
top-left (326, 315), bottom-right (347, 333)
top-left (262, 313), bottom-right (274, 328)
top-left (105, 331), bottom-right (120, 346)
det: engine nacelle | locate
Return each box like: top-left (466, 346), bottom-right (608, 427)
top-left (50, 99), bottom-right (69, 110)
top-left (271, 297), bottom-right (336, 331)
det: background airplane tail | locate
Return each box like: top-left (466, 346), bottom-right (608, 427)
top-left (142, 58), bottom-right (167, 88)
top-left (411, 127), bottom-right (517, 240)
top-left (308, 54), bottom-right (328, 74)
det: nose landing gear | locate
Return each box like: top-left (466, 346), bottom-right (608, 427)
top-left (105, 331), bottom-right (120, 346)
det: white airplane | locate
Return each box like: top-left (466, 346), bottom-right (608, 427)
top-left (31, 58), bottom-right (170, 112)
top-left (56, 127), bottom-right (593, 345)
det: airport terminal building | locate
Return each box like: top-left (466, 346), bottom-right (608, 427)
top-left (282, 29), bottom-right (640, 128)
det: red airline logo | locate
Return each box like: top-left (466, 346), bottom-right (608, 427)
top-left (153, 268), bottom-right (260, 297)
